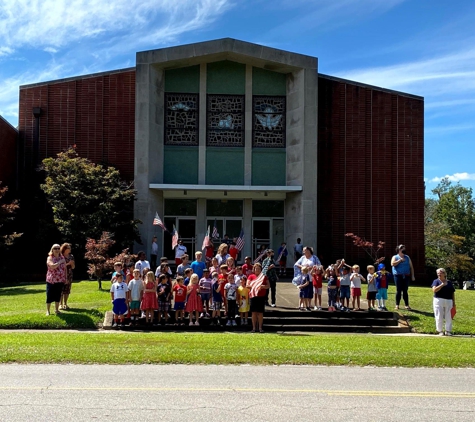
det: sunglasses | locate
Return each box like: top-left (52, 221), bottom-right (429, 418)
top-left (53, 247), bottom-right (60, 250)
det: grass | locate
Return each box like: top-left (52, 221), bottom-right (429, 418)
top-left (0, 331), bottom-right (473, 366)
top-left (0, 281), bottom-right (110, 329)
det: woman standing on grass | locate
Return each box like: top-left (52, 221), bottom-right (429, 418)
top-left (248, 263), bottom-right (269, 333)
top-left (432, 268), bottom-right (456, 336)
top-left (45, 244), bottom-right (66, 316)
top-left (59, 243), bottom-right (75, 310)
top-left (391, 244), bottom-right (415, 310)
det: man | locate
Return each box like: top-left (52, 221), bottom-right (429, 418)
top-left (134, 251), bottom-right (150, 274)
top-left (150, 236), bottom-right (158, 271)
top-left (175, 239), bottom-right (187, 266)
top-left (294, 238), bottom-right (303, 261)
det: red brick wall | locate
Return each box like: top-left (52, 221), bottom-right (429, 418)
top-left (0, 116), bottom-right (17, 190)
top-left (18, 69), bottom-right (136, 181)
top-left (317, 76), bottom-right (425, 279)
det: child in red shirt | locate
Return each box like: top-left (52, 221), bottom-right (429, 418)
top-left (173, 276), bottom-right (187, 325)
top-left (312, 265), bottom-right (324, 310)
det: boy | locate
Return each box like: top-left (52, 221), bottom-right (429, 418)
top-left (173, 276), bottom-right (187, 325)
top-left (128, 269), bottom-right (144, 325)
top-left (184, 267), bottom-right (193, 286)
top-left (176, 254), bottom-right (191, 277)
top-left (237, 276), bottom-right (250, 325)
top-left (339, 266), bottom-right (351, 312)
top-left (229, 242), bottom-right (239, 261)
top-left (110, 274), bottom-right (129, 328)
top-left (277, 242), bottom-right (288, 275)
top-left (191, 251), bottom-right (207, 279)
top-left (242, 256), bottom-right (253, 277)
top-left (234, 266), bottom-right (244, 288)
top-left (111, 262), bottom-right (125, 287)
top-left (225, 273), bottom-right (238, 326)
top-left (199, 268), bottom-right (212, 317)
top-left (156, 273), bottom-right (171, 324)
top-left (375, 263), bottom-right (390, 311)
top-left (297, 266), bottom-right (312, 311)
top-left (211, 271), bottom-right (223, 326)
top-left (219, 264), bottom-right (229, 314)
top-left (366, 265), bottom-right (377, 311)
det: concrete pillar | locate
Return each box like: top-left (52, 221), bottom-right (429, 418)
top-left (244, 65), bottom-right (253, 185)
top-left (198, 63), bottom-right (207, 184)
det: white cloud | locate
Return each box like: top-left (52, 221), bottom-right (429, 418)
top-left (429, 173), bottom-right (475, 183)
top-left (0, 46), bottom-right (14, 56)
top-left (44, 47), bottom-right (58, 54)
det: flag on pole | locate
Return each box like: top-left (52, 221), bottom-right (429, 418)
top-left (171, 225), bottom-right (179, 250)
top-left (235, 228), bottom-right (245, 251)
top-left (202, 225), bottom-right (211, 251)
top-left (212, 219), bottom-right (219, 239)
top-left (249, 272), bottom-right (266, 298)
top-left (152, 212), bottom-right (167, 231)
top-left (277, 245), bottom-right (287, 262)
top-left (253, 250), bottom-right (266, 264)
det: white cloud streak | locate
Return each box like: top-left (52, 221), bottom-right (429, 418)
top-left (430, 173), bottom-right (475, 183)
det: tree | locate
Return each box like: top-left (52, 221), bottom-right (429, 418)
top-left (0, 182), bottom-right (21, 250)
top-left (345, 233), bottom-right (385, 265)
top-left (85, 232), bottom-right (137, 289)
top-left (41, 147), bottom-right (141, 254)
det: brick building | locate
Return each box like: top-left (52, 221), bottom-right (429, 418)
top-left (0, 115), bottom-right (18, 191)
top-left (17, 38), bottom-right (424, 277)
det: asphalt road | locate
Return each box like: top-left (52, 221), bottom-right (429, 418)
top-left (1, 364), bottom-right (474, 421)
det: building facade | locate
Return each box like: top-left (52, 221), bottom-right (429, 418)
top-left (18, 38), bottom-right (425, 277)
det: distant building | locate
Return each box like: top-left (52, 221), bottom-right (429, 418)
top-left (17, 38), bottom-right (424, 277)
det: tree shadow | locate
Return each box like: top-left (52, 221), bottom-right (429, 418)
top-left (407, 309), bottom-right (434, 317)
top-left (55, 308), bottom-right (104, 329)
top-left (0, 287), bottom-right (45, 296)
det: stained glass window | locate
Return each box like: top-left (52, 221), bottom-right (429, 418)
top-left (252, 96), bottom-right (286, 148)
top-left (165, 93), bottom-right (199, 146)
top-left (207, 95), bottom-right (245, 147)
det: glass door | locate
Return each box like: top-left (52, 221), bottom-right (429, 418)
top-left (252, 219), bottom-right (270, 261)
top-left (163, 217), bottom-right (196, 261)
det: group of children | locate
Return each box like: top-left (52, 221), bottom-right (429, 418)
top-left (109, 251), bottom-right (253, 328)
top-left (293, 259), bottom-right (391, 312)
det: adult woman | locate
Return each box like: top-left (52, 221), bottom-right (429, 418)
top-left (248, 263), bottom-right (269, 333)
top-left (391, 244), bottom-right (415, 310)
top-left (59, 243), bottom-right (75, 310)
top-left (262, 249), bottom-right (278, 307)
top-left (431, 268), bottom-right (455, 336)
top-left (293, 246), bottom-right (321, 278)
top-left (45, 244), bottom-right (66, 315)
top-left (215, 243), bottom-right (230, 266)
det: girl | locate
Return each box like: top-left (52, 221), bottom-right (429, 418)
top-left (226, 256), bottom-right (236, 276)
top-left (311, 265), bottom-right (323, 310)
top-left (237, 276), bottom-right (250, 325)
top-left (209, 257), bottom-right (220, 276)
top-left (185, 274), bottom-right (203, 326)
top-left (350, 265), bottom-right (365, 311)
top-left (141, 271), bottom-right (158, 326)
top-left (326, 266), bottom-right (338, 312)
top-left (297, 266), bottom-right (312, 311)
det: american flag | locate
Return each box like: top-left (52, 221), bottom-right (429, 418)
top-left (253, 250), bottom-right (266, 264)
top-left (277, 245), bottom-right (287, 261)
top-left (202, 225), bottom-right (211, 251)
top-left (249, 272), bottom-right (266, 298)
top-left (235, 229), bottom-right (245, 251)
top-left (152, 212), bottom-right (166, 231)
top-left (171, 225), bottom-right (179, 250)
top-left (212, 219), bottom-right (219, 239)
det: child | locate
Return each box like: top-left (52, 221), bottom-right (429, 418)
top-left (141, 271), bottom-right (158, 325)
top-left (277, 242), bottom-right (288, 275)
top-left (297, 266), bottom-right (312, 311)
top-left (209, 257), bottom-right (220, 276)
top-left (242, 256), bottom-right (253, 277)
top-left (237, 275), bottom-right (250, 325)
top-left (225, 273), bottom-right (238, 326)
top-left (366, 265), bottom-right (377, 311)
top-left (191, 251), bottom-right (207, 279)
top-left (350, 265), bottom-right (365, 311)
top-left (311, 265), bottom-right (323, 310)
top-left (226, 256), bottom-right (236, 276)
top-left (199, 268), bottom-right (212, 317)
top-left (185, 274), bottom-right (203, 326)
top-left (228, 242), bottom-right (239, 261)
top-left (234, 266), bottom-right (244, 288)
top-left (375, 263), bottom-right (390, 311)
top-left (111, 262), bottom-right (125, 288)
top-left (110, 273), bottom-right (129, 328)
top-left (339, 266), bottom-right (351, 312)
top-left (128, 269), bottom-right (144, 325)
top-left (219, 264), bottom-right (229, 314)
top-left (211, 271), bottom-right (223, 326)
top-left (157, 273), bottom-right (171, 325)
top-left (184, 267), bottom-right (193, 286)
top-left (176, 254), bottom-right (191, 277)
top-left (173, 276), bottom-right (187, 325)
top-left (326, 266), bottom-right (338, 312)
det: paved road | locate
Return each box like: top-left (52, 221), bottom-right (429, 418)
top-left (1, 365), bottom-right (474, 421)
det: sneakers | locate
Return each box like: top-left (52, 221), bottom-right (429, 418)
top-left (205, 313), bottom-right (210, 318)
top-left (317, 306), bottom-right (322, 311)
top-left (299, 307), bottom-right (305, 311)
top-left (328, 306), bottom-right (334, 312)
top-left (194, 321), bottom-right (200, 326)
top-left (232, 320), bottom-right (237, 326)
top-left (226, 320), bottom-right (232, 326)
top-left (200, 313), bottom-right (204, 318)
top-left (314, 306), bottom-right (318, 310)
top-left (112, 322), bottom-right (118, 328)
top-left (438, 332), bottom-right (445, 336)
top-left (445, 331), bottom-right (453, 336)
top-left (306, 307), bottom-right (312, 311)
top-left (271, 303), bottom-right (276, 308)
top-left (189, 322), bottom-right (194, 326)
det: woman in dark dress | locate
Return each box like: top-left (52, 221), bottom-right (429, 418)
top-left (60, 243), bottom-right (75, 310)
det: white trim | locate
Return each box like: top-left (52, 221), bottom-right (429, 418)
top-left (149, 184), bottom-right (302, 192)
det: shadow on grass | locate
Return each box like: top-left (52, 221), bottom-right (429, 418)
top-left (407, 309), bottom-right (434, 317)
top-left (0, 287), bottom-right (45, 296)
top-left (55, 308), bottom-right (104, 328)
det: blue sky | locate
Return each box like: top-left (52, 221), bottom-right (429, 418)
top-left (1, 0), bottom-right (474, 196)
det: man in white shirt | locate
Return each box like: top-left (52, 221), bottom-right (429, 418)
top-left (134, 251), bottom-right (150, 275)
top-left (150, 236), bottom-right (159, 271)
top-left (175, 240), bottom-right (187, 265)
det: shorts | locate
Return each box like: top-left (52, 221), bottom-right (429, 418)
top-left (313, 287), bottom-right (322, 295)
top-left (46, 282), bottom-right (64, 304)
top-left (340, 285), bottom-right (350, 299)
top-left (351, 287), bottom-right (361, 297)
top-left (158, 301), bottom-right (170, 312)
top-left (200, 293), bottom-right (210, 302)
top-left (112, 298), bottom-right (128, 315)
top-left (212, 301), bottom-right (222, 311)
top-left (174, 301), bottom-right (185, 311)
top-left (376, 288), bottom-right (388, 300)
top-left (250, 296), bottom-right (266, 313)
top-left (175, 258), bottom-right (182, 265)
top-left (366, 291), bottom-right (377, 300)
top-left (129, 300), bottom-right (141, 310)
top-left (279, 257), bottom-right (287, 266)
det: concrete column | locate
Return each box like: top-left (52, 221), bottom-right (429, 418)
top-left (243, 198), bottom-right (253, 261)
top-left (199, 63), bottom-right (207, 184)
top-left (244, 65), bottom-right (253, 185)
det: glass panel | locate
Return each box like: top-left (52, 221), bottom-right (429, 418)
top-left (163, 217), bottom-right (176, 260)
top-left (178, 219), bottom-right (196, 258)
top-left (252, 200), bottom-right (284, 217)
top-left (164, 199), bottom-right (197, 216)
top-left (207, 94), bottom-right (245, 147)
top-left (253, 96), bottom-right (286, 148)
top-left (164, 93), bottom-right (199, 146)
top-left (253, 220), bottom-right (270, 259)
top-left (207, 219), bottom-right (223, 241)
top-left (207, 200), bottom-right (243, 217)
top-left (225, 220), bottom-right (242, 240)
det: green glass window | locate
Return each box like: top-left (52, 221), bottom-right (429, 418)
top-left (164, 199), bottom-right (197, 216)
top-left (252, 201), bottom-right (284, 217)
top-left (207, 200), bottom-right (243, 217)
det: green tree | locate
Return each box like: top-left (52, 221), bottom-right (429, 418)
top-left (0, 183), bottom-right (21, 251)
top-left (41, 148), bottom-right (141, 255)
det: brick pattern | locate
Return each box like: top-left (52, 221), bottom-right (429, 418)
top-left (0, 116), bottom-right (17, 190)
top-left (317, 77), bottom-right (425, 279)
top-left (18, 70), bottom-right (136, 181)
